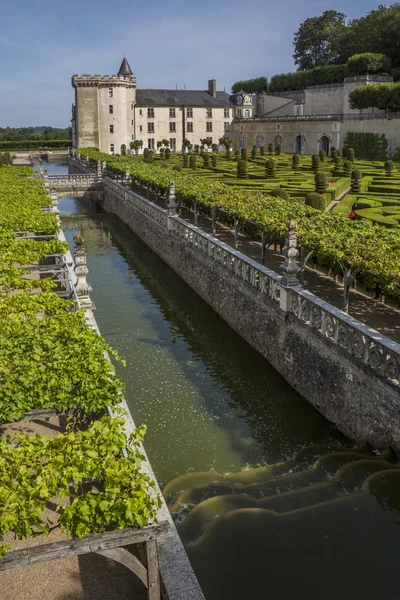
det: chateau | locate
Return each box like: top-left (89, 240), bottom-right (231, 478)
top-left (71, 58), bottom-right (253, 154)
top-left (233, 74), bottom-right (400, 156)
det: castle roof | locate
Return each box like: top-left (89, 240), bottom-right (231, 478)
top-left (136, 89), bottom-right (234, 107)
top-left (118, 57), bottom-right (133, 77)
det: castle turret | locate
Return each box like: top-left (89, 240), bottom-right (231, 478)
top-left (71, 59), bottom-right (137, 153)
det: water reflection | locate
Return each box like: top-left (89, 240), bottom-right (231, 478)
top-left (59, 196), bottom-right (345, 485)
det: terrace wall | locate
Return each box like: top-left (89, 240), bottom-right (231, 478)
top-left (68, 159), bottom-right (400, 453)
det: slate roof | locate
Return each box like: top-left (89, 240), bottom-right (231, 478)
top-left (118, 57), bottom-right (133, 77)
top-left (136, 89), bottom-right (234, 107)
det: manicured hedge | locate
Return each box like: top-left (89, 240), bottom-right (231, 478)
top-left (0, 140), bottom-right (70, 150)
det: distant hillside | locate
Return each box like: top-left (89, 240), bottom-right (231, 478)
top-left (0, 126), bottom-right (71, 141)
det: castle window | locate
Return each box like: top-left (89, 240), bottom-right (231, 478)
top-left (224, 108), bottom-right (230, 118)
top-left (108, 88), bottom-right (113, 98)
top-left (244, 109), bottom-right (250, 118)
top-left (206, 108), bottom-right (212, 118)
top-left (110, 143), bottom-right (115, 153)
top-left (132, 135), bottom-right (134, 140)
top-left (206, 122), bottom-right (212, 132)
top-left (109, 105), bottom-right (113, 114)
top-left (237, 109), bottom-right (242, 118)
top-left (169, 122), bottom-right (176, 133)
top-left (148, 138), bottom-right (155, 150)
top-left (187, 122), bottom-right (193, 133)
top-left (148, 122), bottom-right (155, 133)
top-left (186, 108), bottom-right (193, 118)
top-left (147, 108), bottom-right (154, 118)
top-left (224, 122), bottom-right (230, 132)
top-left (131, 120), bottom-right (134, 126)
top-left (140, 125), bottom-right (143, 132)
top-left (170, 138), bottom-right (176, 150)
top-left (139, 109), bottom-right (142, 115)
top-left (109, 124), bottom-right (114, 134)
top-left (169, 108), bottom-right (176, 118)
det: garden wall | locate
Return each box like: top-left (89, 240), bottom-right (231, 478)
top-left (74, 164), bottom-right (400, 453)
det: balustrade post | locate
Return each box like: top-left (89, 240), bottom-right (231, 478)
top-left (167, 180), bottom-right (177, 231)
top-left (212, 208), bottom-right (217, 235)
top-left (261, 231), bottom-right (266, 265)
top-left (279, 221), bottom-right (301, 313)
top-left (125, 167), bottom-right (130, 184)
top-left (234, 218), bottom-right (239, 249)
top-left (73, 234), bottom-right (93, 310)
top-left (96, 161), bottom-right (102, 183)
top-left (194, 201), bottom-right (198, 227)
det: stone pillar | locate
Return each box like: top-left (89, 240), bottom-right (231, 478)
top-left (102, 160), bottom-right (107, 172)
top-left (73, 234), bottom-right (93, 309)
top-left (125, 167), bottom-right (130, 182)
top-left (85, 154), bottom-right (89, 163)
top-left (167, 181), bottom-right (177, 231)
top-left (279, 221), bottom-right (301, 313)
top-left (96, 160), bottom-right (102, 183)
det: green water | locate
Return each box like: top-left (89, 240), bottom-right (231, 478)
top-left (59, 196), bottom-right (343, 485)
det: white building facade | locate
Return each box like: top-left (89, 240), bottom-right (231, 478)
top-left (72, 58), bottom-right (253, 154)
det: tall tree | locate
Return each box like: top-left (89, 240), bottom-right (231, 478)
top-left (293, 10), bottom-right (347, 70)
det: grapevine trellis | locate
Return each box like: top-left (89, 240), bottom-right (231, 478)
top-left (75, 149), bottom-right (400, 309)
top-left (0, 166), bottom-right (166, 598)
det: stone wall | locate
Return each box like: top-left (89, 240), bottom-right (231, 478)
top-left (85, 170), bottom-right (400, 453)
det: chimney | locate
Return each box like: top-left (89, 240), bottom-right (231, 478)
top-left (208, 79), bottom-right (217, 97)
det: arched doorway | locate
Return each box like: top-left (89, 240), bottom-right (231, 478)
top-left (295, 135), bottom-right (305, 154)
top-left (319, 135), bottom-right (330, 154)
top-left (239, 135), bottom-right (245, 149)
top-left (255, 134), bottom-right (264, 149)
top-left (274, 134), bottom-right (283, 149)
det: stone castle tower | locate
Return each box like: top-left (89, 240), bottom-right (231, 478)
top-left (71, 58), bottom-right (137, 152)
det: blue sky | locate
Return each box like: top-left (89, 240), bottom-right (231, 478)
top-left (0, 0), bottom-right (382, 127)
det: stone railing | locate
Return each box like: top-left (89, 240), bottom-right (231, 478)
top-left (103, 178), bottom-right (168, 229)
top-left (290, 287), bottom-right (400, 386)
top-left (46, 173), bottom-right (98, 193)
top-left (170, 217), bottom-right (281, 304)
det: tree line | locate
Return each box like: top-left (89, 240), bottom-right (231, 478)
top-left (0, 126), bottom-right (71, 142)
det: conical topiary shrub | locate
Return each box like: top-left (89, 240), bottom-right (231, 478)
top-left (237, 159), bottom-right (248, 179)
top-left (385, 160), bottom-right (395, 176)
top-left (270, 188), bottom-right (289, 200)
top-left (319, 149), bottom-right (326, 162)
top-left (203, 152), bottom-right (210, 167)
top-left (183, 154), bottom-right (189, 168)
top-left (343, 160), bottom-right (352, 176)
top-left (260, 146), bottom-right (265, 156)
top-left (347, 148), bottom-right (355, 162)
top-left (212, 154), bottom-right (217, 168)
top-left (268, 143), bottom-right (273, 154)
top-left (190, 154), bottom-right (197, 169)
top-left (305, 192), bottom-right (327, 211)
top-left (312, 154), bottom-right (320, 172)
top-left (351, 169), bottom-right (362, 192)
top-left (252, 146), bottom-right (257, 160)
top-left (275, 144), bottom-right (281, 155)
top-left (266, 158), bottom-right (275, 178)
top-left (241, 147), bottom-right (247, 160)
top-left (292, 154), bottom-right (300, 170)
top-left (315, 171), bottom-right (328, 194)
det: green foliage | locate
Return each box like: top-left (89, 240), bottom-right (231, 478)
top-left (343, 160), bottom-right (352, 176)
top-left (349, 82), bottom-right (400, 111)
top-left (268, 143), bottom-right (273, 154)
top-left (159, 148), bottom-right (165, 159)
top-left (270, 188), bottom-right (289, 200)
top-left (319, 149), bottom-right (326, 162)
top-left (182, 154), bottom-right (189, 168)
top-left (385, 160), bottom-right (395, 175)
top-left (260, 146), bottom-right (265, 156)
top-left (337, 149), bottom-right (342, 158)
top-left (292, 154), bottom-right (300, 170)
top-left (234, 150), bottom-right (240, 161)
top-left (203, 153), bottom-right (210, 167)
top-left (312, 154), bottom-right (321, 172)
top-left (173, 165), bottom-right (182, 172)
top-left (330, 149), bottom-right (337, 160)
top-left (344, 132), bottom-right (388, 160)
top-left (0, 140), bottom-right (69, 151)
top-left (237, 159), bottom-right (248, 179)
top-left (305, 192), bottom-right (327, 210)
top-left (351, 169), bottom-right (362, 192)
top-left (334, 156), bottom-right (341, 169)
top-left (165, 148), bottom-right (171, 160)
top-left (269, 64), bottom-right (348, 93)
top-left (315, 171), bottom-right (328, 193)
top-left (0, 415), bottom-right (161, 557)
top-left (241, 147), bottom-right (247, 160)
top-left (231, 77), bottom-right (268, 94)
top-left (347, 53), bottom-right (390, 76)
top-left (347, 148), bottom-right (355, 162)
top-left (251, 146), bottom-right (257, 160)
top-left (0, 126), bottom-right (71, 142)
top-left (211, 154), bottom-right (218, 168)
top-left (190, 154), bottom-right (197, 169)
top-left (275, 145), bottom-right (282, 156)
top-left (266, 158), bottom-right (275, 178)
top-left (293, 10), bottom-right (347, 70)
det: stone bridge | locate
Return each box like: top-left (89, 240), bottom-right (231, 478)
top-left (46, 174), bottom-right (101, 197)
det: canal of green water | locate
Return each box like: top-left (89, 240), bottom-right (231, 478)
top-left (51, 162), bottom-right (400, 600)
